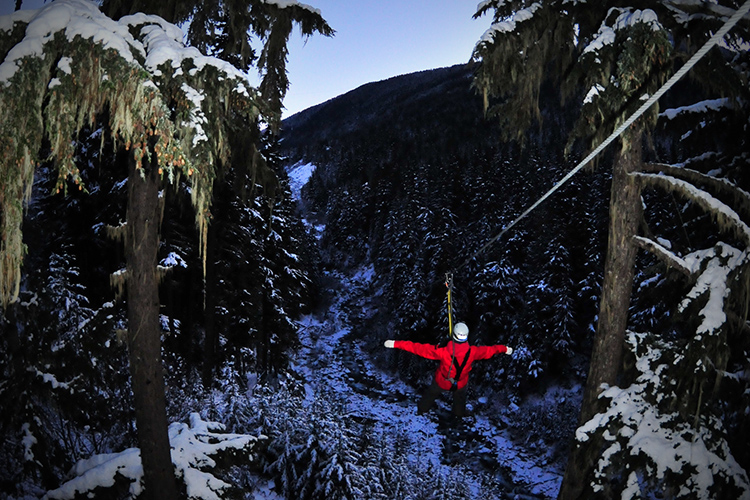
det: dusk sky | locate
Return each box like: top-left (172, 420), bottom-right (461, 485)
top-left (0, 0), bottom-right (490, 117)
top-left (282, 0), bottom-right (489, 116)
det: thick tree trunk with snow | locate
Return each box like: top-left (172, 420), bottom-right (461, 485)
top-left (582, 126), bottom-right (643, 420)
top-left (558, 125), bottom-right (643, 500)
top-left (125, 155), bottom-right (179, 500)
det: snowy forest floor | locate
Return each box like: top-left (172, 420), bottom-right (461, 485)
top-left (251, 262), bottom-right (580, 499)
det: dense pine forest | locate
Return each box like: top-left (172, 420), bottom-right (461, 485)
top-left (1, 1), bottom-right (750, 499)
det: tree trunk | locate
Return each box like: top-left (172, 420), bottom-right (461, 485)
top-left (558, 124), bottom-right (643, 500)
top-left (202, 222), bottom-right (218, 388)
top-left (125, 156), bottom-right (179, 500)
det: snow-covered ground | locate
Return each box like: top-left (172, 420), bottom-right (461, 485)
top-left (287, 160), bottom-right (316, 202)
top-left (283, 262), bottom-right (567, 498)
top-left (286, 160), bottom-right (325, 238)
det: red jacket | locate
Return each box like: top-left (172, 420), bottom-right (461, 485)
top-left (393, 340), bottom-right (508, 390)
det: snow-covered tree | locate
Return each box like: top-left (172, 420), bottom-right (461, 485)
top-left (42, 413), bottom-right (266, 499)
top-left (473, 1), bottom-right (750, 498)
top-left (0, 1), bottom-right (330, 498)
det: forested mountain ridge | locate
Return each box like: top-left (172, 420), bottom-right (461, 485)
top-left (282, 64), bottom-right (488, 152)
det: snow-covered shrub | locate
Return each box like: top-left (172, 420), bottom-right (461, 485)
top-left (509, 386), bottom-right (580, 461)
top-left (0, 246), bottom-right (134, 497)
top-left (502, 344), bottom-right (543, 392)
top-left (576, 332), bottom-right (750, 499)
top-left (43, 413), bottom-right (266, 500)
top-left (262, 386), bottom-right (359, 500)
top-left (225, 374), bottom-right (479, 500)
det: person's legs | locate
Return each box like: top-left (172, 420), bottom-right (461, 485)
top-left (417, 380), bottom-right (443, 415)
top-left (451, 385), bottom-right (468, 417)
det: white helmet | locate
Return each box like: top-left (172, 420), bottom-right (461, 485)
top-left (453, 322), bottom-right (469, 342)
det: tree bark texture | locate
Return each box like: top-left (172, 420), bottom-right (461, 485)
top-left (125, 157), bottom-right (179, 500)
top-left (558, 125), bottom-right (643, 500)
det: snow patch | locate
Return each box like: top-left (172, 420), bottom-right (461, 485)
top-left (43, 448), bottom-right (143, 499)
top-left (43, 413), bottom-right (265, 500)
top-left (181, 82), bottom-right (209, 146)
top-left (161, 251), bottom-right (187, 268)
top-left (57, 56), bottom-right (73, 74)
top-left (260, 0), bottom-right (322, 16)
top-left (583, 83), bottom-right (605, 104)
top-left (582, 8), bottom-right (663, 56)
top-left (680, 244), bottom-right (747, 336)
top-left (477, 2), bottom-right (542, 44)
top-left (30, 368), bottom-right (77, 392)
top-left (287, 161), bottom-right (317, 201)
top-left (660, 98), bottom-right (732, 120)
top-left (21, 423), bottom-right (37, 462)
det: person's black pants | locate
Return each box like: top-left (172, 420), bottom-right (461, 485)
top-left (417, 380), bottom-right (467, 417)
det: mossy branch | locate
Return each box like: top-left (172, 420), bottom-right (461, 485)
top-left (632, 235), bottom-right (694, 278)
top-left (110, 268), bottom-right (127, 300)
top-left (157, 265), bottom-right (172, 284)
top-left (105, 222), bottom-right (128, 243)
top-left (643, 162), bottom-right (750, 223)
top-left (0, 7), bottom-right (269, 308)
top-left (636, 173), bottom-right (750, 247)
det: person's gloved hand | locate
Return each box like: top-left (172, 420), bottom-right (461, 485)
top-left (384, 340), bottom-right (395, 348)
top-left (506, 347), bottom-right (513, 355)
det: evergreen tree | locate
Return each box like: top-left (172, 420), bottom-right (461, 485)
top-left (473, 1), bottom-right (750, 497)
top-left (0, 1), bottom-right (330, 497)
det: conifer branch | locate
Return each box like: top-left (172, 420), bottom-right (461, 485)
top-left (632, 235), bottom-right (694, 278)
top-left (157, 265), bottom-right (172, 284)
top-left (643, 162), bottom-right (750, 223)
top-left (636, 173), bottom-right (750, 247)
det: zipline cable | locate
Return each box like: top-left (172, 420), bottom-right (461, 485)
top-left (455, 0), bottom-right (750, 273)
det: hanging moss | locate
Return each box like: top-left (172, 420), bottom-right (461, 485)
top-left (0, 7), bottom-right (266, 307)
top-left (567, 15), bottom-right (672, 158)
top-left (472, 3), bottom-right (576, 145)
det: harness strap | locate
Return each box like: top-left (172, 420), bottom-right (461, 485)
top-left (446, 347), bottom-right (471, 391)
top-left (445, 272), bottom-right (453, 341)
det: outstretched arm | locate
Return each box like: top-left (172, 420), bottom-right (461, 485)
top-left (472, 344), bottom-right (512, 360)
top-left (384, 340), bottom-right (441, 360)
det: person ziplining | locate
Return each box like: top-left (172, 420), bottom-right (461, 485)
top-left (384, 322), bottom-right (513, 418)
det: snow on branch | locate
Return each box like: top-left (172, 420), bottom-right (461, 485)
top-left (636, 172), bottom-right (750, 247)
top-left (632, 235), bottom-right (693, 277)
top-left (642, 162), bottom-right (750, 223)
top-left (43, 413), bottom-right (266, 500)
top-left (658, 98), bottom-right (733, 121)
top-left (581, 8), bottom-right (664, 57)
top-left (0, 0), bottom-right (139, 84)
top-left (576, 332), bottom-right (750, 499)
top-left (476, 2), bottom-right (542, 45)
top-left (260, 0), bottom-right (323, 16)
top-left (679, 243), bottom-right (747, 338)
